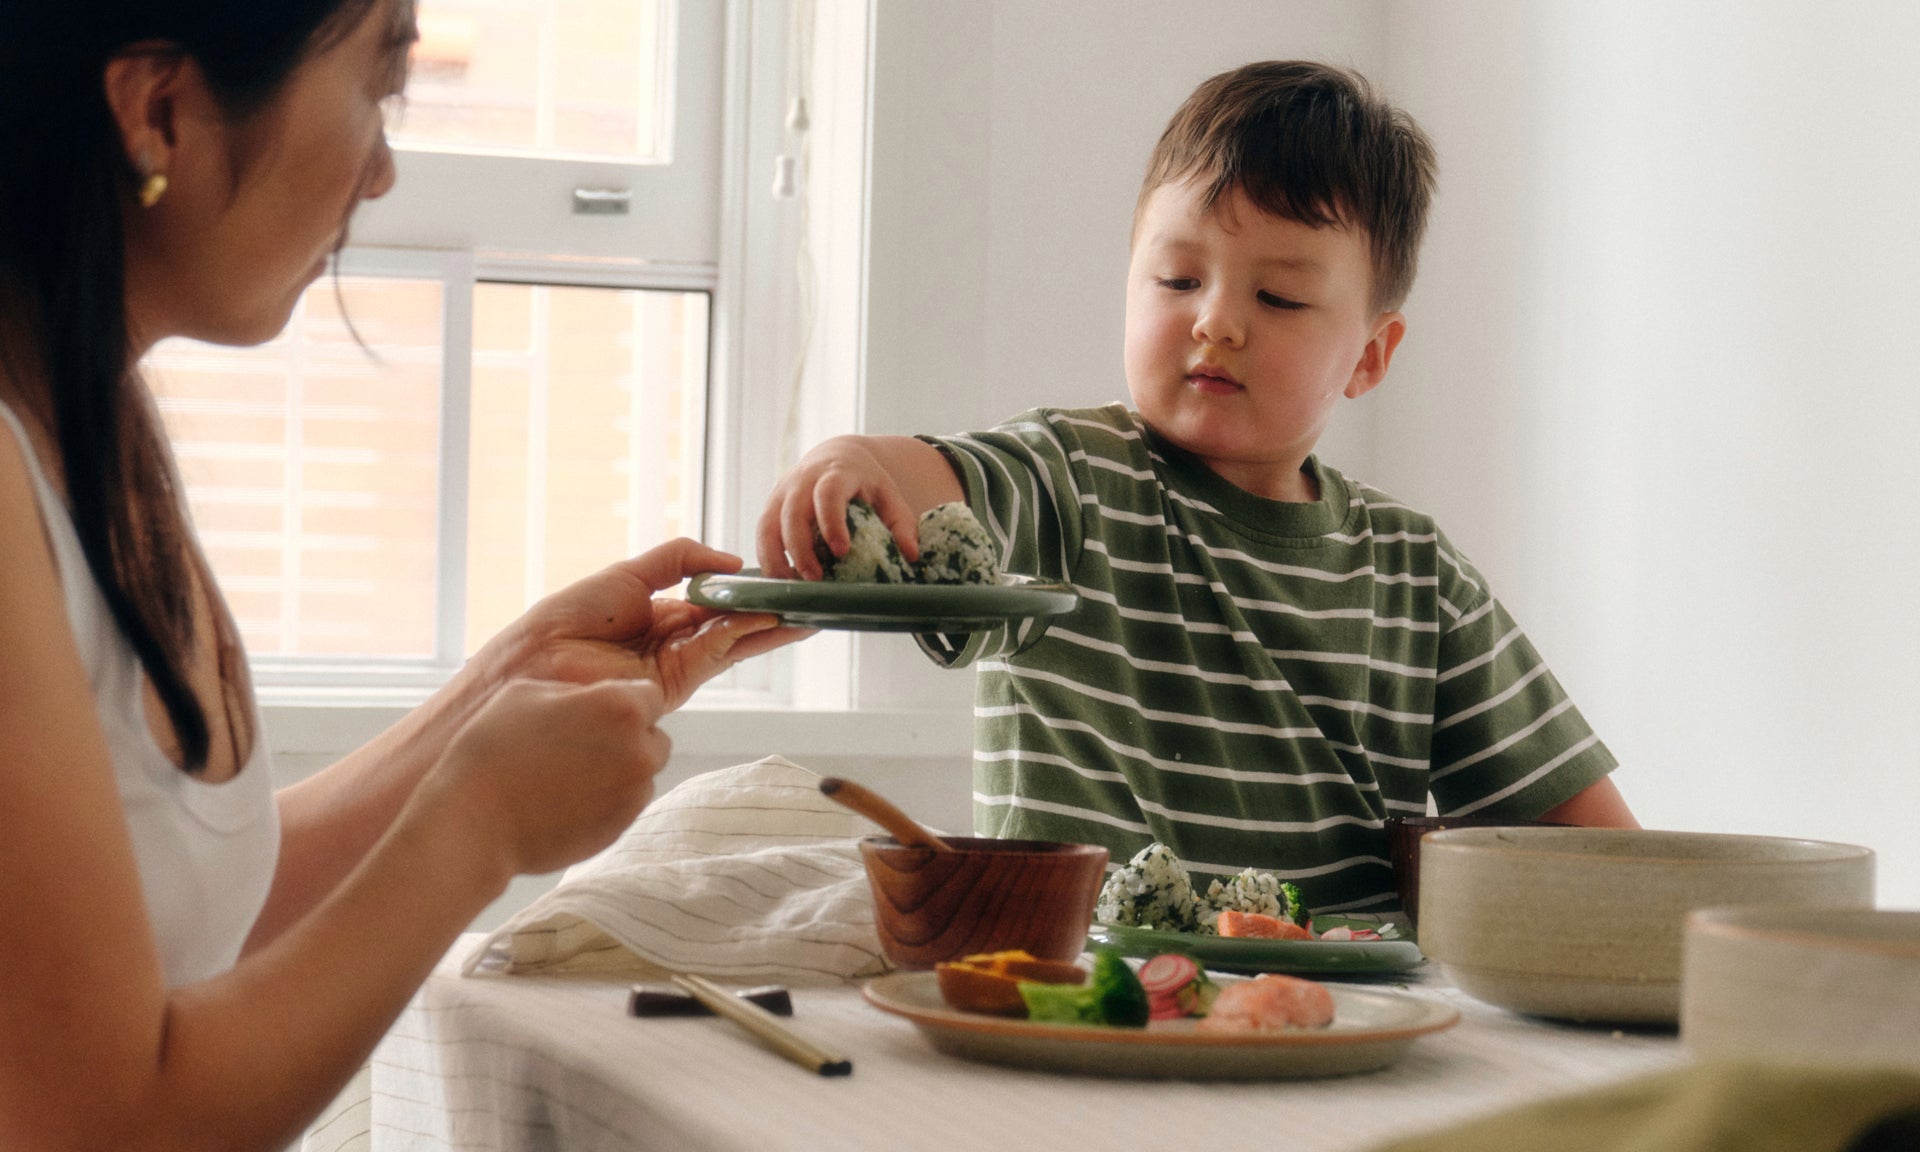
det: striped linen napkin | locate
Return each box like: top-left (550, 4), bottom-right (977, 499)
top-left (461, 756), bottom-right (893, 985)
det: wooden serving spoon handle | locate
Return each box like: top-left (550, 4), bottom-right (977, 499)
top-left (818, 777), bottom-right (955, 852)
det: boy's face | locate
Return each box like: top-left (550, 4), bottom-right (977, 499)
top-left (1124, 179), bottom-right (1404, 501)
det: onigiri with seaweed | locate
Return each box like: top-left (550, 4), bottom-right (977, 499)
top-left (1096, 841), bottom-right (1318, 937)
top-left (1198, 868), bottom-right (1307, 932)
top-left (1095, 843), bottom-right (1202, 933)
top-left (814, 498), bottom-right (999, 585)
top-left (815, 499), bottom-right (913, 583)
top-left (914, 502), bottom-right (999, 584)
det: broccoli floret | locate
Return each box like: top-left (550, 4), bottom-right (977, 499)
top-left (1281, 882), bottom-right (1307, 927)
top-left (1017, 949), bottom-right (1150, 1028)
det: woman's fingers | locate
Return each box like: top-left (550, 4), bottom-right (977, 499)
top-left (435, 676), bottom-right (675, 877)
top-left (614, 537), bottom-right (745, 595)
top-left (652, 613), bottom-right (787, 705)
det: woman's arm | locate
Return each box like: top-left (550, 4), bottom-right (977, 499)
top-left (0, 430), bottom-right (767, 1149)
top-left (245, 539), bottom-right (794, 950)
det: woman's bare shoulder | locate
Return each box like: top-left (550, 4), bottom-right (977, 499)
top-left (0, 404), bottom-right (56, 582)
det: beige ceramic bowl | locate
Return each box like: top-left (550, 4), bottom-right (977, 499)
top-left (1683, 907), bottom-right (1920, 1068)
top-left (1418, 828), bottom-right (1874, 1024)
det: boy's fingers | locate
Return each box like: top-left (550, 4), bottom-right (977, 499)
top-left (809, 485), bottom-right (852, 560)
top-left (869, 485), bottom-right (921, 563)
top-left (755, 501), bottom-right (796, 578)
top-left (785, 492), bottom-right (829, 580)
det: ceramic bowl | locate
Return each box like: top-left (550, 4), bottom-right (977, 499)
top-left (1683, 907), bottom-right (1920, 1068)
top-left (1386, 815), bottom-right (1564, 927)
top-left (859, 836), bottom-right (1109, 970)
top-left (1417, 827), bottom-right (1874, 1024)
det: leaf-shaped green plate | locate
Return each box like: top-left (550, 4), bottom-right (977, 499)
top-left (687, 569), bottom-right (1078, 632)
top-left (1087, 918), bottom-right (1425, 975)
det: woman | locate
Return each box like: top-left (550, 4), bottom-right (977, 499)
top-left (0, 1), bottom-right (790, 1147)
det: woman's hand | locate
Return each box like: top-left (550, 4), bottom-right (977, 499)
top-left (423, 677), bottom-right (675, 877)
top-left (485, 538), bottom-right (803, 711)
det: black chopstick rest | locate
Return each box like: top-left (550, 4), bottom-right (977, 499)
top-left (630, 983), bottom-right (794, 1017)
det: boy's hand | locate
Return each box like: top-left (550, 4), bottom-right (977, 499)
top-left (757, 436), bottom-right (925, 580)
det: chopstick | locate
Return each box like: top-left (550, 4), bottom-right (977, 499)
top-left (669, 972), bottom-right (853, 1077)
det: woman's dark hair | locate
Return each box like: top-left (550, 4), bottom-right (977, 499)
top-left (0, 0), bottom-right (380, 772)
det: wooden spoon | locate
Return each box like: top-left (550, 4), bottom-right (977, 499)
top-left (818, 777), bottom-right (955, 852)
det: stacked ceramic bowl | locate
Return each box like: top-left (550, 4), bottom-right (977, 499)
top-left (1682, 908), bottom-right (1920, 1068)
top-left (1416, 828), bottom-right (1876, 1026)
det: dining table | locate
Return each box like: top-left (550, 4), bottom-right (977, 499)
top-left (303, 933), bottom-right (1688, 1152)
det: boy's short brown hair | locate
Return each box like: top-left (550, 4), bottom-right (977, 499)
top-left (1137, 61), bottom-right (1437, 312)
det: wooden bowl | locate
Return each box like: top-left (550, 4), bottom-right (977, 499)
top-left (1418, 827), bottom-right (1874, 1024)
top-left (858, 836), bottom-right (1109, 970)
top-left (1386, 815), bottom-right (1564, 927)
top-left (1682, 907), bottom-right (1920, 1069)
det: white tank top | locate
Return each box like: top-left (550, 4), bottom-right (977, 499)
top-left (0, 400), bottom-right (279, 989)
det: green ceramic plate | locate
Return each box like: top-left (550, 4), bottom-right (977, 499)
top-left (686, 569), bottom-right (1078, 632)
top-left (1087, 917), bottom-right (1426, 976)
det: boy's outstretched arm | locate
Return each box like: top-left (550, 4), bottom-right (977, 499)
top-left (757, 434), bottom-right (964, 580)
top-left (1541, 777), bottom-right (1639, 828)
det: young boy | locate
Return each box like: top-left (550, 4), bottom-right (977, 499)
top-left (757, 61), bottom-right (1634, 916)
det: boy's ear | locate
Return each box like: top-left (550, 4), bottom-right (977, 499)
top-left (1345, 312), bottom-right (1406, 400)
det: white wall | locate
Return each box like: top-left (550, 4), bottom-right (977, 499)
top-left (1380, 0), bottom-right (1920, 904)
top-left (858, 1), bottom-right (1920, 905)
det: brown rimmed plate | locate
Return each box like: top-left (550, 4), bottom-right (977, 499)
top-left (862, 971), bottom-right (1457, 1079)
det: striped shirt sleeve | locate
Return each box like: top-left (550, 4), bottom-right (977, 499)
top-left (916, 409), bottom-right (1093, 664)
top-left (1425, 534), bottom-right (1617, 818)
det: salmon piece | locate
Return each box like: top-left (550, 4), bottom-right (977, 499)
top-left (1216, 910), bottom-right (1312, 940)
top-left (1194, 974), bottom-right (1336, 1032)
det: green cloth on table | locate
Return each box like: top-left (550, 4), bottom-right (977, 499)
top-left (1372, 1062), bottom-right (1920, 1152)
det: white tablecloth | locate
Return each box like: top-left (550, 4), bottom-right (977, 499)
top-left (305, 937), bottom-right (1687, 1152)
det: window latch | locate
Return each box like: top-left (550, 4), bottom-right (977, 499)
top-left (572, 187), bottom-right (633, 215)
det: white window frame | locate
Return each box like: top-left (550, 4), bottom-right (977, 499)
top-left (254, 0), bottom-right (871, 724)
top-left (353, 0), bottom-right (723, 266)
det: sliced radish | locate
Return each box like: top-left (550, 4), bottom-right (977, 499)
top-left (1138, 952), bottom-right (1199, 995)
top-left (1318, 926), bottom-right (1353, 941)
top-left (1147, 992), bottom-right (1187, 1021)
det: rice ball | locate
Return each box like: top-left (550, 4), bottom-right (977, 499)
top-left (815, 499), bottom-right (911, 583)
top-left (1203, 868), bottom-right (1285, 919)
top-left (1198, 868), bottom-right (1304, 932)
top-left (1095, 842), bottom-right (1202, 933)
top-left (914, 502), bottom-right (999, 585)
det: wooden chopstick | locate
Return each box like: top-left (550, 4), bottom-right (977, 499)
top-left (669, 973), bottom-right (853, 1077)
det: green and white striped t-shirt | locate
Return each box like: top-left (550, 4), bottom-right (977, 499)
top-left (918, 404), bottom-right (1616, 915)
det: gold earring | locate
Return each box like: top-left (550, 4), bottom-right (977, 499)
top-left (138, 171), bottom-right (169, 208)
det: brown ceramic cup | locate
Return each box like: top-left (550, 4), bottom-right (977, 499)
top-left (1387, 815), bottom-right (1566, 928)
top-left (859, 836), bottom-right (1110, 969)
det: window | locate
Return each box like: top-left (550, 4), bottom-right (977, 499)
top-left (147, 0), bottom-right (812, 706)
top-left (148, 272), bottom-right (708, 665)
